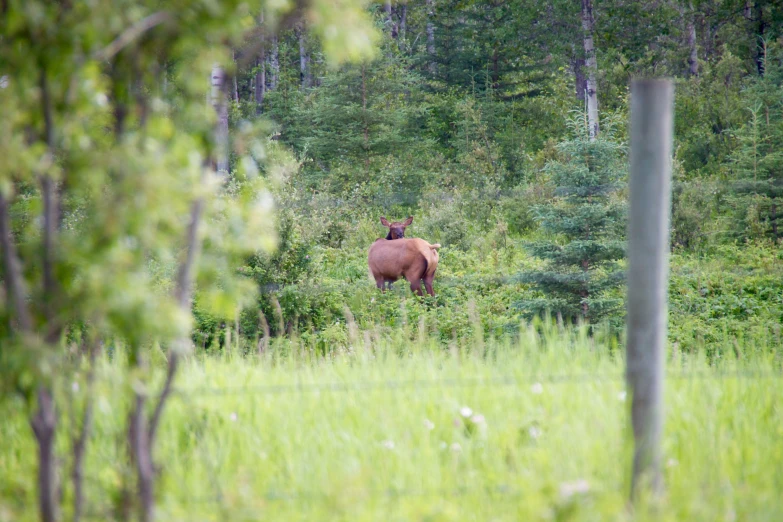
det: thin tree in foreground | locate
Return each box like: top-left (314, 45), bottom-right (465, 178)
top-left (0, 1), bottom-right (379, 521)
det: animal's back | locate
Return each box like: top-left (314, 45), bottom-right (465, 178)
top-left (368, 238), bottom-right (440, 275)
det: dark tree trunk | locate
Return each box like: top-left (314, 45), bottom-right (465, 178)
top-left (399, 4), bottom-right (407, 40)
top-left (31, 388), bottom-right (58, 522)
top-left (72, 342), bottom-right (98, 522)
top-left (755, 3), bottom-right (767, 76)
top-left (573, 55), bottom-right (586, 103)
top-left (129, 395), bottom-right (155, 522)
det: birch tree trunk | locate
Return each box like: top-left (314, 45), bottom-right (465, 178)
top-left (581, 0), bottom-right (599, 140)
top-left (686, 2), bottom-right (698, 77)
top-left (269, 35), bottom-right (279, 92)
top-left (231, 52), bottom-right (239, 103)
top-left (298, 25), bottom-right (312, 89)
top-left (211, 64), bottom-right (229, 175)
top-left (254, 56), bottom-right (265, 113)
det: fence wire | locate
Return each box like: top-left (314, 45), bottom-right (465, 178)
top-left (170, 369), bottom-right (783, 398)
top-left (62, 367), bottom-right (783, 522)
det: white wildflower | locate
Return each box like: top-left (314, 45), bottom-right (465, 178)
top-left (460, 406), bottom-right (473, 418)
top-left (531, 382), bottom-right (543, 394)
top-left (618, 391), bottom-right (627, 401)
top-left (559, 479), bottom-right (590, 500)
top-left (382, 440), bottom-right (395, 450)
top-left (423, 419), bottom-right (435, 430)
top-left (229, 412), bottom-right (238, 422)
top-left (528, 426), bottom-right (542, 439)
top-left (71, 382), bottom-right (80, 393)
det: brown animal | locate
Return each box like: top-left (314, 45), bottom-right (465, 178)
top-left (380, 216), bottom-right (413, 239)
top-left (368, 237), bottom-right (441, 296)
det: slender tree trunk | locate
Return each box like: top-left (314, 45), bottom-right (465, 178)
top-left (31, 388), bottom-right (58, 522)
top-left (581, 0), bottom-right (599, 140)
top-left (255, 14), bottom-right (266, 113)
top-left (491, 45), bottom-right (500, 89)
top-left (211, 64), bottom-right (229, 175)
top-left (686, 2), bottom-right (698, 76)
top-left (72, 341), bottom-right (98, 522)
top-left (298, 25), bottom-right (311, 89)
top-left (269, 35), bottom-right (279, 92)
top-left (385, 0), bottom-right (398, 38)
top-left (399, 4), bottom-right (407, 40)
top-left (254, 56), bottom-right (265, 113)
top-left (753, 4), bottom-right (766, 75)
top-left (231, 51), bottom-right (239, 103)
top-left (129, 394), bottom-right (155, 522)
top-left (0, 192), bottom-right (33, 331)
top-left (426, 0), bottom-right (436, 74)
top-left (573, 55), bottom-right (586, 102)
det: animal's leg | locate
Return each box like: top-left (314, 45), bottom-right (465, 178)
top-left (423, 278), bottom-right (434, 296)
top-left (375, 277), bottom-right (385, 291)
top-left (409, 280), bottom-right (424, 296)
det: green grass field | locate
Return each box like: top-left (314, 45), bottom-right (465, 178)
top-left (2, 324), bottom-right (783, 522)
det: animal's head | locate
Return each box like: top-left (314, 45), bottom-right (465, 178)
top-left (380, 216), bottom-right (413, 239)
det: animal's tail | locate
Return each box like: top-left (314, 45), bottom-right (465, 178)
top-left (424, 246), bottom-right (439, 279)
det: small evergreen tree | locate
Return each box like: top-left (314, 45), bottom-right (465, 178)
top-left (726, 44), bottom-right (783, 242)
top-left (517, 113), bottom-right (626, 325)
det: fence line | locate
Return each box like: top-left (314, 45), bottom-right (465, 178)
top-left (170, 370), bottom-right (783, 398)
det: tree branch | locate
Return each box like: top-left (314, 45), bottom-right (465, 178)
top-left (95, 12), bottom-right (172, 61)
top-left (147, 346), bottom-right (179, 446)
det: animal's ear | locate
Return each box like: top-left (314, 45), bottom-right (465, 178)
top-left (403, 216), bottom-right (413, 226)
top-left (380, 217), bottom-right (390, 227)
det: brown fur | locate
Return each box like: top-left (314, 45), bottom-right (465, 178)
top-left (368, 238), bottom-right (441, 296)
top-left (380, 216), bottom-right (413, 239)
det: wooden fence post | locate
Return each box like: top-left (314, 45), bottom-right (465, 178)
top-left (626, 78), bottom-right (674, 499)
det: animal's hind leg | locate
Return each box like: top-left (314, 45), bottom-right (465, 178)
top-left (375, 277), bottom-right (385, 291)
top-left (409, 280), bottom-right (424, 296)
top-left (423, 269), bottom-right (436, 296)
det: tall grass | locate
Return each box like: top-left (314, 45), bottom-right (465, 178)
top-left (1, 324), bottom-right (782, 521)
